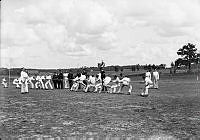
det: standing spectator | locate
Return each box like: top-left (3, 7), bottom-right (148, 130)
top-left (52, 72), bottom-right (58, 89)
top-left (20, 68), bottom-right (29, 94)
top-left (99, 60), bottom-right (105, 71)
top-left (100, 70), bottom-right (106, 91)
top-left (58, 70), bottom-right (64, 89)
top-left (152, 68), bottom-right (159, 89)
top-left (63, 71), bottom-right (69, 89)
top-left (67, 70), bottom-right (74, 90)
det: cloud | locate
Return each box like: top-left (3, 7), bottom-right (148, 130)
top-left (1, 0), bottom-right (117, 57)
top-left (1, 0), bottom-right (200, 68)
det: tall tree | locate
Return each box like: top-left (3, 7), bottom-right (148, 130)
top-left (177, 43), bottom-right (198, 71)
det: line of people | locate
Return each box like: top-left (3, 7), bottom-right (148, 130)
top-left (70, 70), bottom-right (132, 94)
top-left (1, 68), bottom-right (159, 96)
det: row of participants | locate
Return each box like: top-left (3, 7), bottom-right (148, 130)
top-left (1, 68), bottom-right (159, 97)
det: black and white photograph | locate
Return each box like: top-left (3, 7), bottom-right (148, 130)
top-left (0, 0), bottom-right (200, 139)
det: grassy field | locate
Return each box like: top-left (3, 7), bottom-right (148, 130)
top-left (0, 74), bottom-right (200, 139)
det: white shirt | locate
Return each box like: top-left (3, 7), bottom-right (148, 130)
top-left (36, 76), bottom-right (40, 81)
top-left (13, 78), bottom-right (19, 84)
top-left (104, 76), bottom-right (111, 85)
top-left (89, 76), bottom-right (96, 85)
top-left (153, 71), bottom-right (159, 80)
top-left (79, 74), bottom-right (86, 81)
top-left (120, 77), bottom-right (130, 85)
top-left (46, 75), bottom-right (52, 80)
top-left (145, 72), bottom-right (151, 79)
top-left (40, 76), bottom-right (45, 80)
top-left (63, 73), bottom-right (68, 80)
top-left (20, 71), bottom-right (28, 82)
top-left (145, 77), bottom-right (153, 86)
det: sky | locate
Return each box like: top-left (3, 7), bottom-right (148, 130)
top-left (1, 0), bottom-right (200, 69)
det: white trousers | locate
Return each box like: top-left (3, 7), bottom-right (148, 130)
top-left (85, 84), bottom-right (96, 92)
top-left (45, 80), bottom-right (53, 89)
top-left (35, 81), bottom-right (41, 89)
top-left (94, 83), bottom-right (102, 93)
top-left (141, 84), bottom-right (153, 95)
top-left (29, 81), bottom-right (34, 89)
top-left (71, 81), bottom-right (86, 91)
top-left (153, 78), bottom-right (159, 89)
top-left (71, 82), bottom-right (79, 91)
top-left (64, 79), bottom-right (69, 89)
top-left (21, 82), bottom-right (28, 93)
top-left (110, 84), bottom-right (120, 93)
top-left (39, 80), bottom-right (45, 89)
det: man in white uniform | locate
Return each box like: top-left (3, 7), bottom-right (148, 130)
top-left (63, 72), bottom-right (69, 89)
top-left (78, 73), bottom-right (87, 91)
top-left (145, 70), bottom-right (151, 80)
top-left (39, 75), bottom-right (45, 89)
top-left (20, 68), bottom-right (29, 94)
top-left (13, 78), bottom-right (20, 88)
top-left (118, 76), bottom-right (132, 95)
top-left (152, 68), bottom-right (159, 89)
top-left (45, 74), bottom-right (53, 90)
top-left (85, 75), bottom-right (96, 92)
top-left (141, 75), bottom-right (153, 97)
top-left (35, 75), bottom-right (41, 89)
top-left (71, 73), bottom-right (81, 91)
top-left (109, 75), bottom-right (121, 93)
top-left (1, 78), bottom-right (8, 88)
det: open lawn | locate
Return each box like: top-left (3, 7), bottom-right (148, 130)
top-left (0, 74), bottom-right (200, 139)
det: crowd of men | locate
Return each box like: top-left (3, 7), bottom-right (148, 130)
top-left (1, 62), bottom-right (159, 96)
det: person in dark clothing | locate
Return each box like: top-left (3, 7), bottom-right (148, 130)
top-left (100, 70), bottom-right (106, 91)
top-left (67, 71), bottom-right (74, 90)
top-left (58, 70), bottom-right (64, 89)
top-left (52, 72), bottom-right (58, 89)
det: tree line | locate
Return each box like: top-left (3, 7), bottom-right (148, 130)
top-left (171, 43), bottom-right (200, 73)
